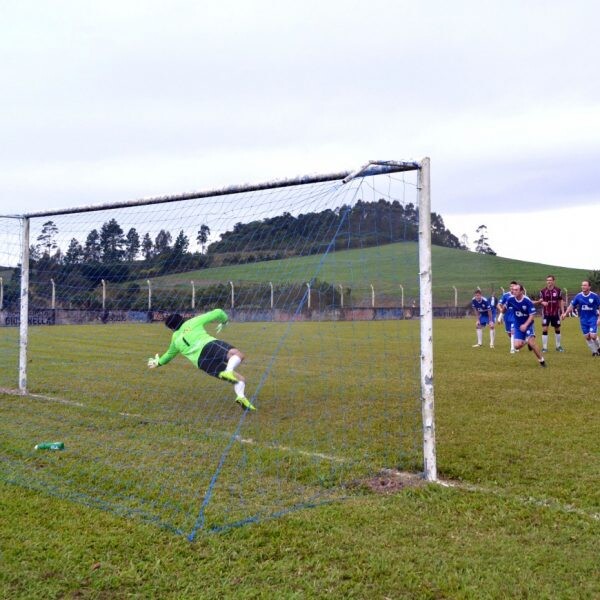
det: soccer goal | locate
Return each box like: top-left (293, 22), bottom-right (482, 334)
top-left (0, 159), bottom-right (435, 536)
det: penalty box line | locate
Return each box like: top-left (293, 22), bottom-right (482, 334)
top-left (11, 389), bottom-right (352, 465)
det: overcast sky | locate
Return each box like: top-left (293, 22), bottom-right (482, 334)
top-left (2, 0), bottom-right (599, 269)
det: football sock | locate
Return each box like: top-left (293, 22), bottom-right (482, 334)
top-left (476, 330), bottom-right (483, 345)
top-left (555, 333), bottom-right (562, 348)
top-left (542, 334), bottom-right (548, 350)
top-left (226, 355), bottom-right (242, 372)
top-left (586, 339), bottom-right (596, 352)
top-left (234, 381), bottom-right (246, 397)
top-left (489, 329), bottom-right (495, 346)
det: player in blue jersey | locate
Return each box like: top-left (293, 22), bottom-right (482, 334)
top-left (506, 283), bottom-right (546, 367)
top-left (561, 280), bottom-right (600, 356)
top-left (497, 281), bottom-right (518, 353)
top-left (470, 289), bottom-right (495, 348)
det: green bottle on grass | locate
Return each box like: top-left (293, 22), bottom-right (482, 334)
top-left (34, 442), bottom-right (65, 450)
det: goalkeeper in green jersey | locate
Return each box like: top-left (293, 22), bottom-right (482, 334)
top-left (147, 308), bottom-right (255, 411)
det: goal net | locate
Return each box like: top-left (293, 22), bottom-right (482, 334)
top-left (0, 160), bottom-right (435, 536)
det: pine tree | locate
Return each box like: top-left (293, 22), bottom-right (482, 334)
top-left (124, 228), bottom-right (141, 262)
top-left (154, 230), bottom-right (172, 255)
top-left (141, 233), bottom-right (153, 260)
top-left (172, 230), bottom-right (189, 256)
top-left (84, 229), bottom-right (102, 262)
top-left (100, 219), bottom-right (126, 263)
top-left (64, 238), bottom-right (84, 265)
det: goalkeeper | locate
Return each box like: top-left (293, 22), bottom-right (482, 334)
top-left (147, 308), bottom-right (255, 411)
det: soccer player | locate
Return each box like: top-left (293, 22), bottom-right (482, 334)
top-left (470, 289), bottom-right (495, 348)
top-left (497, 281), bottom-right (518, 353)
top-left (506, 283), bottom-right (546, 367)
top-left (535, 275), bottom-right (564, 352)
top-left (561, 280), bottom-right (600, 356)
top-left (147, 308), bottom-right (256, 410)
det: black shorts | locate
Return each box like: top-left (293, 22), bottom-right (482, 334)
top-left (197, 340), bottom-right (234, 378)
top-left (542, 315), bottom-right (561, 329)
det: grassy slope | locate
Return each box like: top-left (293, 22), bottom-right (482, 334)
top-left (145, 243), bottom-right (590, 305)
top-left (1, 319), bottom-right (599, 598)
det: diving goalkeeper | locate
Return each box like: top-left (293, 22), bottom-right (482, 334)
top-left (147, 308), bottom-right (255, 411)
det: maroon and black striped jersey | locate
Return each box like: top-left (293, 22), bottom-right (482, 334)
top-left (538, 287), bottom-right (563, 317)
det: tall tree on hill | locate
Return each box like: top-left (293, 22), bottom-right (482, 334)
top-left (154, 230), bottom-right (172, 255)
top-left (141, 233), bottom-right (153, 260)
top-left (197, 224), bottom-right (210, 254)
top-left (172, 230), bottom-right (189, 257)
top-left (124, 227), bottom-right (141, 262)
top-left (474, 224), bottom-right (496, 255)
top-left (64, 238), bottom-right (84, 265)
top-left (36, 220), bottom-right (59, 258)
top-left (84, 229), bottom-right (102, 262)
top-left (100, 218), bottom-right (126, 263)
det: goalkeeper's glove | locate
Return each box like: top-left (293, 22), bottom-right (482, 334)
top-left (147, 353), bottom-right (160, 369)
top-left (216, 321), bottom-right (228, 334)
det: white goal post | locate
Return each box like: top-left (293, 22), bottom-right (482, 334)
top-left (3, 158), bottom-right (436, 533)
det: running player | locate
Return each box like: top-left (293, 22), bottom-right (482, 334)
top-left (561, 280), bottom-right (600, 356)
top-left (498, 281), bottom-right (518, 353)
top-left (506, 283), bottom-right (546, 367)
top-left (471, 289), bottom-right (495, 348)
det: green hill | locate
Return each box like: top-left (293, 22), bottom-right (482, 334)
top-left (144, 242), bottom-right (590, 307)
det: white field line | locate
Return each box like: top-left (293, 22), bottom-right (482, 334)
top-left (5, 389), bottom-right (599, 522)
top-left (232, 434), bottom-right (348, 463)
top-left (436, 477), bottom-right (600, 522)
top-left (12, 389), bottom-right (350, 464)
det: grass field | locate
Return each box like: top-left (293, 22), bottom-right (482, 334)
top-left (1, 318), bottom-right (599, 598)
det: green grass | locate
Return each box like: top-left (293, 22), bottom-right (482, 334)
top-left (1, 319), bottom-right (599, 598)
top-left (0, 320), bottom-right (423, 535)
top-left (145, 242), bottom-right (590, 305)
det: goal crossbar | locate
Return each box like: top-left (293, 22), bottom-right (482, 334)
top-left (9, 161), bottom-right (421, 220)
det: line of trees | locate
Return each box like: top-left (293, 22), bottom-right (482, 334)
top-left (209, 199), bottom-right (467, 255)
top-left (1, 199), bottom-right (473, 311)
top-left (32, 219), bottom-right (212, 268)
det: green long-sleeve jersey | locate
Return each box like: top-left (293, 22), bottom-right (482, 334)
top-left (157, 309), bottom-right (228, 368)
